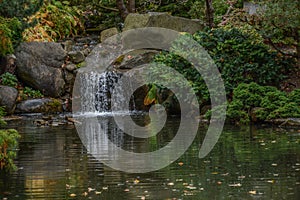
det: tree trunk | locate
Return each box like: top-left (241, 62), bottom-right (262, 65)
top-left (127, 0), bottom-right (135, 13)
top-left (116, 0), bottom-right (129, 20)
top-left (205, 0), bottom-right (214, 28)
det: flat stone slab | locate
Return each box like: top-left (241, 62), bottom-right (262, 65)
top-left (123, 12), bottom-right (204, 34)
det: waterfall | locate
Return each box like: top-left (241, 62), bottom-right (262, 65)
top-left (77, 70), bottom-right (137, 114)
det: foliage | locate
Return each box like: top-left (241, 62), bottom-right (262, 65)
top-left (0, 129), bottom-right (20, 171)
top-left (193, 28), bottom-right (293, 92)
top-left (257, 0), bottom-right (299, 57)
top-left (226, 82), bottom-right (300, 124)
top-left (0, 17), bottom-right (22, 56)
top-left (58, 0), bottom-right (121, 31)
top-left (23, 0), bottom-right (84, 41)
top-left (0, 107), bottom-right (20, 172)
top-left (0, 0), bottom-right (43, 55)
top-left (0, 107), bottom-right (6, 126)
top-left (153, 52), bottom-right (209, 105)
top-left (64, 0), bottom-right (243, 30)
top-left (0, 72), bottom-right (18, 87)
top-left (153, 28), bottom-right (293, 108)
top-left (188, 0), bottom-right (243, 24)
top-left (21, 86), bottom-right (44, 99)
top-left (0, 0), bottom-right (43, 20)
top-left (18, 86), bottom-right (44, 101)
top-left (223, 0), bottom-right (299, 65)
top-left (144, 84), bottom-right (158, 106)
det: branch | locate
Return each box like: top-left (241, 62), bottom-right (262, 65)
top-left (98, 5), bottom-right (119, 12)
top-left (266, 37), bottom-right (296, 57)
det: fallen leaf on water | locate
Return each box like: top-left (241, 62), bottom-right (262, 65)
top-left (211, 172), bottom-right (218, 175)
top-left (221, 173), bottom-right (229, 176)
top-left (82, 192), bottom-right (88, 196)
top-left (178, 162), bottom-right (184, 166)
top-left (249, 190), bottom-right (257, 195)
top-left (228, 183), bottom-right (242, 187)
top-left (186, 185), bottom-right (197, 190)
top-left (134, 179), bottom-right (140, 184)
top-left (69, 193), bottom-right (76, 197)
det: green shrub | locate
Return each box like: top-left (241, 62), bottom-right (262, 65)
top-left (0, 72), bottom-right (18, 87)
top-left (0, 17), bottom-right (22, 56)
top-left (226, 83), bottom-right (300, 124)
top-left (0, 107), bottom-right (20, 172)
top-left (0, 0), bottom-right (43, 55)
top-left (288, 89), bottom-right (300, 105)
top-left (193, 28), bottom-right (293, 92)
top-left (0, 0), bottom-right (43, 20)
top-left (152, 28), bottom-right (293, 107)
top-left (0, 129), bottom-right (20, 171)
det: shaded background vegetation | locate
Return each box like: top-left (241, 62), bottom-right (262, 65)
top-left (0, 0), bottom-right (299, 125)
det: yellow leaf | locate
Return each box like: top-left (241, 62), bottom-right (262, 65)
top-left (144, 85), bottom-right (157, 105)
top-left (249, 190), bottom-right (257, 195)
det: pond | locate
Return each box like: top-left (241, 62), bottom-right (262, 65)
top-left (0, 115), bottom-right (299, 200)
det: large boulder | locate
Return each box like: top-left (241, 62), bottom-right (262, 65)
top-left (15, 42), bottom-right (66, 97)
top-left (123, 12), bottom-right (204, 34)
top-left (0, 85), bottom-right (18, 114)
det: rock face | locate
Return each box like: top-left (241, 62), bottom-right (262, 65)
top-left (15, 98), bottom-right (63, 113)
top-left (68, 51), bottom-right (85, 64)
top-left (0, 85), bottom-right (18, 114)
top-left (15, 42), bottom-right (66, 97)
top-left (123, 12), bottom-right (204, 34)
top-left (100, 27), bottom-right (119, 42)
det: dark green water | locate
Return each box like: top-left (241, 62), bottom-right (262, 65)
top-left (0, 116), bottom-right (299, 200)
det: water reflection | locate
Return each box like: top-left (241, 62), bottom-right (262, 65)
top-left (75, 114), bottom-right (197, 173)
top-left (0, 117), bottom-right (299, 200)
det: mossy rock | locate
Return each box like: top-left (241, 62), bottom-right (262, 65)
top-left (15, 98), bottom-right (63, 114)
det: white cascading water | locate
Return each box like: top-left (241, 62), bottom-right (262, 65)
top-left (77, 70), bottom-right (137, 114)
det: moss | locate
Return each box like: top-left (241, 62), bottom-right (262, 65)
top-left (76, 61), bottom-right (86, 68)
top-left (45, 99), bottom-right (63, 113)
